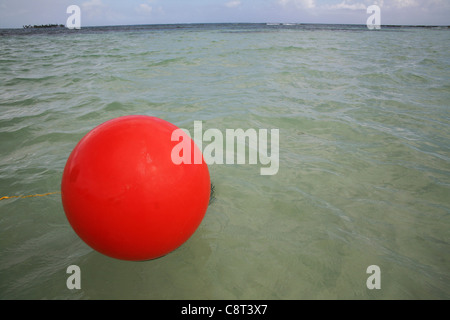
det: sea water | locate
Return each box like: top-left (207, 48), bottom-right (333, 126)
top-left (0, 24), bottom-right (449, 299)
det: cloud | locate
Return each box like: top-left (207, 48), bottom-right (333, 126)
top-left (277, 0), bottom-right (316, 9)
top-left (82, 0), bottom-right (107, 18)
top-left (390, 0), bottom-right (419, 8)
top-left (325, 1), bottom-right (366, 10)
top-left (137, 3), bottom-right (153, 14)
top-left (225, 1), bottom-right (241, 8)
top-left (82, 0), bottom-right (105, 10)
top-left (377, 0), bottom-right (449, 9)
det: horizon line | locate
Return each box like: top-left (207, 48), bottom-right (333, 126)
top-left (2, 22), bottom-right (450, 30)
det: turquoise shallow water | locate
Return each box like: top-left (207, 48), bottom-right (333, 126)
top-left (0, 24), bottom-right (449, 299)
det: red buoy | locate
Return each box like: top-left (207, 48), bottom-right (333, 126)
top-left (61, 115), bottom-right (210, 261)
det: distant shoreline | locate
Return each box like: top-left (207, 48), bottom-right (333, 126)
top-left (0, 22), bottom-right (447, 31)
top-left (23, 24), bottom-right (65, 29)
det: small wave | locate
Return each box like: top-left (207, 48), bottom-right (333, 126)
top-left (147, 57), bottom-right (185, 67)
top-left (3, 75), bottom-right (59, 87)
top-left (392, 70), bottom-right (430, 85)
top-left (254, 45), bottom-right (314, 54)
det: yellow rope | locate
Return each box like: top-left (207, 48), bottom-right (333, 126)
top-left (0, 191), bottom-right (60, 201)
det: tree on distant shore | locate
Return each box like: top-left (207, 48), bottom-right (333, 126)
top-left (23, 24), bottom-right (65, 29)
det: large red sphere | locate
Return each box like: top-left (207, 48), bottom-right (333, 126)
top-left (61, 115), bottom-right (210, 261)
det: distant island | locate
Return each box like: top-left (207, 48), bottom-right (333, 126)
top-left (23, 24), bottom-right (65, 29)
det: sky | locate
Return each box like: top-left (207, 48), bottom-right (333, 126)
top-left (0, 0), bottom-right (449, 28)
